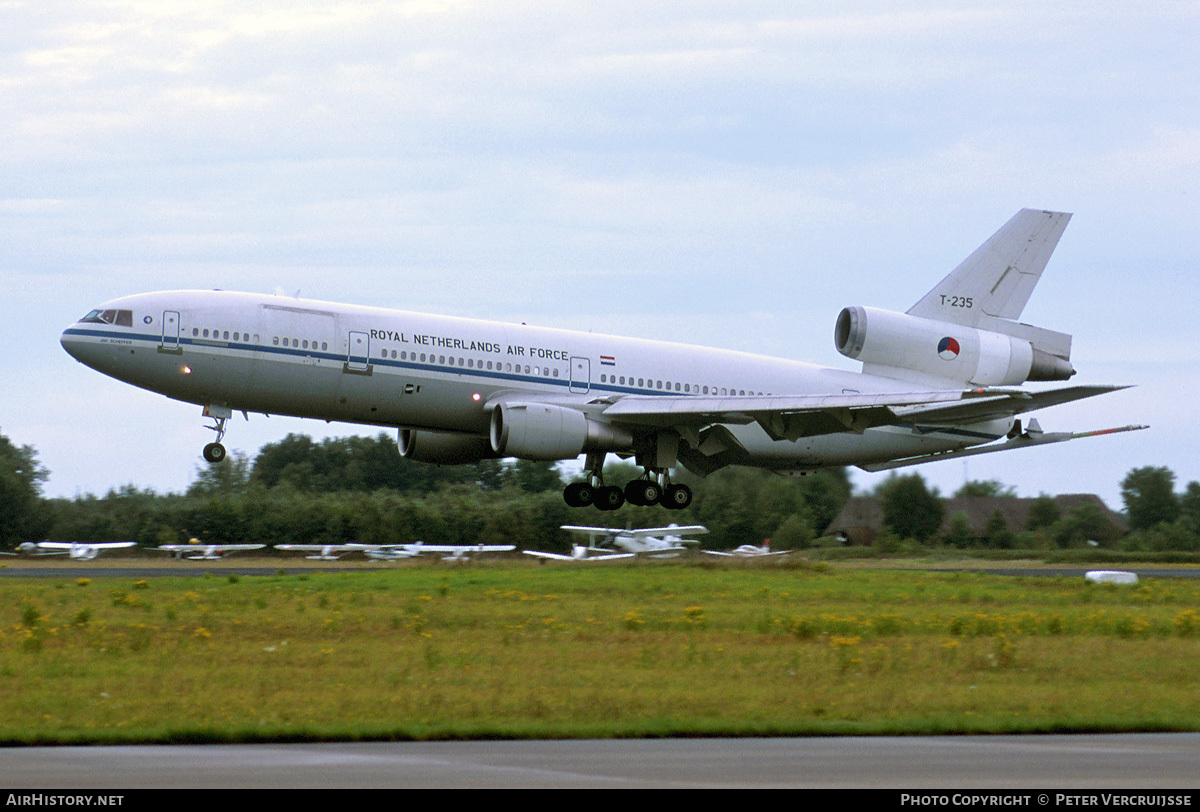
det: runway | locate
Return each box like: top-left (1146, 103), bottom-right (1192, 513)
top-left (3, 734), bottom-right (1199, 788)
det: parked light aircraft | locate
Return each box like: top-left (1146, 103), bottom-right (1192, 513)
top-left (370, 542), bottom-right (517, 561)
top-left (61, 210), bottom-right (1143, 511)
top-left (2, 541), bottom-right (136, 560)
top-left (525, 524), bottom-right (708, 561)
top-left (523, 545), bottom-right (636, 562)
top-left (275, 543), bottom-right (369, 560)
top-left (702, 540), bottom-right (792, 558)
top-left (276, 542), bottom-right (515, 561)
top-left (559, 524), bottom-right (708, 558)
top-left (155, 543), bottom-right (265, 560)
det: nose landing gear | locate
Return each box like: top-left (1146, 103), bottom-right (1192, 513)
top-left (201, 405), bottom-right (235, 463)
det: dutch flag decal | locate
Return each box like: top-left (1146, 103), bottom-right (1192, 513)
top-left (600, 355), bottom-right (616, 366)
top-left (937, 336), bottom-right (960, 360)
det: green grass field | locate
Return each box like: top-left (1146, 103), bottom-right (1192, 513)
top-left (3, 559), bottom-right (1199, 744)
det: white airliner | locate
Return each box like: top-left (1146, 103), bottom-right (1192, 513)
top-left (2, 541), bottom-right (136, 560)
top-left (60, 209), bottom-right (1143, 510)
top-left (155, 543), bottom-right (265, 560)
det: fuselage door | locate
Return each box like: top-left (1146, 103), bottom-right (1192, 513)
top-left (346, 330), bottom-right (371, 373)
top-left (569, 356), bottom-right (590, 394)
top-left (161, 311), bottom-right (181, 353)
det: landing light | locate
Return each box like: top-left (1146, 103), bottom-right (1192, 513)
top-left (472, 393), bottom-right (481, 402)
top-left (182, 366), bottom-right (192, 374)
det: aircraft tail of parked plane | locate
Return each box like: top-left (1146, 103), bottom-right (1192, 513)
top-left (61, 209), bottom-right (1143, 512)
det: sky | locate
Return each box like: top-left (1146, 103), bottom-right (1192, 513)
top-left (3, 1), bottom-right (1198, 511)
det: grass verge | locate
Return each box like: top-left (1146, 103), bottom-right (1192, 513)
top-left (3, 559), bottom-right (1199, 744)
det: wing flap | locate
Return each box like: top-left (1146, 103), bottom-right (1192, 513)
top-left (602, 390), bottom-right (969, 441)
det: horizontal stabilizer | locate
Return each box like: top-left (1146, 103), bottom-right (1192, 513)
top-left (890, 384), bottom-right (1132, 425)
top-left (858, 423), bottom-right (1148, 472)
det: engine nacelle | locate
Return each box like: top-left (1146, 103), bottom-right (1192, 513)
top-left (489, 402), bottom-right (633, 461)
top-left (397, 429), bottom-right (498, 465)
top-left (835, 306), bottom-right (1074, 386)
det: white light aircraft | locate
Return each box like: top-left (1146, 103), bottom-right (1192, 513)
top-left (551, 524), bottom-right (709, 559)
top-left (155, 543), bottom-right (265, 560)
top-left (368, 542), bottom-right (516, 561)
top-left (61, 210), bottom-right (1144, 510)
top-left (523, 545), bottom-right (636, 562)
top-left (277, 542), bottom-right (515, 561)
top-left (701, 540), bottom-right (792, 558)
top-left (275, 543), bottom-right (371, 560)
top-left (3, 541), bottom-right (136, 560)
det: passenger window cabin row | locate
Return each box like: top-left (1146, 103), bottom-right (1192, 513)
top-left (599, 373), bottom-right (764, 397)
top-left (185, 326), bottom-right (764, 396)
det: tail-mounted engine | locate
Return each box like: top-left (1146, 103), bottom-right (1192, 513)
top-left (835, 306), bottom-right (1075, 386)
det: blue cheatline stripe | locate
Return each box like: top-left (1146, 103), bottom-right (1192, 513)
top-left (62, 326), bottom-right (669, 397)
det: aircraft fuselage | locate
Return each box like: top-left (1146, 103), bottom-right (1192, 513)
top-left (61, 290), bottom-right (1005, 473)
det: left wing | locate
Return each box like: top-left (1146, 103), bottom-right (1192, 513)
top-left (560, 525), bottom-right (707, 539)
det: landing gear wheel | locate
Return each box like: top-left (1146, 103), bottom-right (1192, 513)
top-left (563, 481), bottom-right (595, 508)
top-left (624, 480), bottom-right (662, 506)
top-left (594, 485), bottom-right (625, 511)
top-left (663, 483), bottom-right (692, 510)
top-left (202, 442), bottom-right (227, 464)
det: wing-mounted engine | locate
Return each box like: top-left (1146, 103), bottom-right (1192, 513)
top-left (397, 429), bottom-right (498, 465)
top-left (490, 401), bottom-right (633, 461)
top-left (835, 306), bottom-right (1075, 386)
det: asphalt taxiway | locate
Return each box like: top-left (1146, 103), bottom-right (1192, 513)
top-left (3, 734), bottom-right (1200, 788)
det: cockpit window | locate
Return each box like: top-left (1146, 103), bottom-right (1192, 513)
top-left (81, 309), bottom-right (133, 327)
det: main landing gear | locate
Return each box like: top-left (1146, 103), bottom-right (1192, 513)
top-left (562, 454), bottom-right (692, 511)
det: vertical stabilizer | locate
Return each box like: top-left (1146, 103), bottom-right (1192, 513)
top-left (907, 209), bottom-right (1071, 327)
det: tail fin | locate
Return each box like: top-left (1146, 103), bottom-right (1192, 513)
top-left (907, 209), bottom-right (1071, 327)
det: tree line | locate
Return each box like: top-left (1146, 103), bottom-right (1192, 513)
top-left (3, 430), bottom-right (849, 552)
top-left (2, 427), bottom-right (1198, 553)
top-left (872, 466), bottom-right (1200, 552)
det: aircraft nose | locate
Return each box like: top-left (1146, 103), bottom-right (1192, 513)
top-left (60, 324), bottom-right (103, 370)
top-left (60, 326), bottom-right (84, 361)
